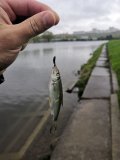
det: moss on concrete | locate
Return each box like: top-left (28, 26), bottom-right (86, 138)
top-left (75, 45), bottom-right (103, 99)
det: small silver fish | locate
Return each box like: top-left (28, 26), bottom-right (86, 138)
top-left (49, 56), bottom-right (63, 122)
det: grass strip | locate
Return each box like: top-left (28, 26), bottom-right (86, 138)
top-left (75, 44), bottom-right (103, 99)
top-left (107, 40), bottom-right (120, 105)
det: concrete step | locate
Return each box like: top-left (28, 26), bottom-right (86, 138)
top-left (82, 75), bottom-right (111, 99)
top-left (111, 94), bottom-right (120, 160)
top-left (92, 67), bottom-right (109, 76)
top-left (96, 60), bottom-right (107, 67)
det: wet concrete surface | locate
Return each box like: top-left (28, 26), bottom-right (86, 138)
top-left (82, 54), bottom-right (111, 98)
top-left (111, 94), bottom-right (120, 160)
top-left (98, 57), bottom-right (107, 61)
top-left (91, 67), bottom-right (109, 76)
top-left (96, 60), bottom-right (107, 67)
top-left (82, 76), bottom-right (111, 98)
top-left (51, 99), bottom-right (111, 160)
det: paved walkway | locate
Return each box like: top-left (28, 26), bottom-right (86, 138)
top-left (51, 45), bottom-right (120, 160)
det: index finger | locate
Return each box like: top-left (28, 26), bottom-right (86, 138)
top-left (5, 0), bottom-right (57, 22)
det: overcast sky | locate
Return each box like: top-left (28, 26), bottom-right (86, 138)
top-left (39, 0), bottom-right (120, 34)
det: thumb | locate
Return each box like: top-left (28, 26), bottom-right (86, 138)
top-left (13, 10), bottom-right (59, 44)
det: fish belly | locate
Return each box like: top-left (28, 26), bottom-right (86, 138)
top-left (49, 79), bottom-right (63, 121)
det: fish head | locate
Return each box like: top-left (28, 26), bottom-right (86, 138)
top-left (51, 66), bottom-right (60, 81)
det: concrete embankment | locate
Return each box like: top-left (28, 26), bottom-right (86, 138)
top-left (51, 45), bottom-right (120, 160)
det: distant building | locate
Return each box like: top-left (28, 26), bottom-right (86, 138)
top-left (80, 35), bottom-right (89, 40)
top-left (72, 27), bottom-right (120, 40)
top-left (73, 31), bottom-right (86, 35)
top-left (108, 27), bottom-right (119, 32)
top-left (91, 37), bottom-right (98, 40)
top-left (91, 28), bottom-right (101, 33)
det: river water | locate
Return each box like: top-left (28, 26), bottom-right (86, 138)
top-left (0, 41), bottom-right (106, 155)
top-left (0, 41), bottom-right (105, 107)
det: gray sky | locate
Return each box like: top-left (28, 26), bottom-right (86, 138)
top-left (39, 0), bottom-right (120, 33)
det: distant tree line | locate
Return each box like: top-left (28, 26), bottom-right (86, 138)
top-left (31, 31), bottom-right (54, 42)
top-left (31, 32), bottom-right (119, 43)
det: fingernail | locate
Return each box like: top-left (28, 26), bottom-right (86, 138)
top-left (52, 11), bottom-right (60, 25)
top-left (42, 11), bottom-right (59, 29)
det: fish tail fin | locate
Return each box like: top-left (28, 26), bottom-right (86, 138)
top-left (53, 56), bottom-right (56, 67)
top-left (50, 121), bottom-right (57, 134)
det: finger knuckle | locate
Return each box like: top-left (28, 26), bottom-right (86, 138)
top-left (29, 18), bottom-right (41, 35)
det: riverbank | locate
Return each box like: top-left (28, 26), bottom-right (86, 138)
top-left (74, 45), bottom-right (103, 99)
top-left (51, 44), bottom-right (120, 160)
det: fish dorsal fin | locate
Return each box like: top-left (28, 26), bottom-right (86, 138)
top-left (53, 56), bottom-right (56, 67)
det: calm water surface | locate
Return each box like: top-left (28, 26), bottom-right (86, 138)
top-left (0, 41), bottom-right (106, 109)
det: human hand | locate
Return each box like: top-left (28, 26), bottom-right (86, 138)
top-left (0, 0), bottom-right (59, 72)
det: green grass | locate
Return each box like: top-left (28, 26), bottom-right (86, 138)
top-left (75, 45), bottom-right (103, 99)
top-left (108, 40), bottom-right (120, 75)
top-left (107, 40), bottom-right (120, 105)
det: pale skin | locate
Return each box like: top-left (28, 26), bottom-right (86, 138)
top-left (0, 0), bottom-right (59, 73)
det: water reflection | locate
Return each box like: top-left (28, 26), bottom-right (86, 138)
top-left (0, 41), bottom-right (106, 104)
top-left (32, 49), bottom-right (40, 55)
top-left (43, 48), bottom-right (53, 54)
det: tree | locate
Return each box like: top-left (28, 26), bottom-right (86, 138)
top-left (106, 34), bottom-right (113, 40)
top-left (32, 36), bottom-right (41, 43)
top-left (41, 31), bottom-right (54, 42)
